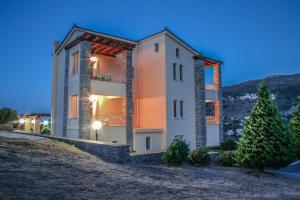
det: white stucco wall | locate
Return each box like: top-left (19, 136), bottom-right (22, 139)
top-left (66, 43), bottom-right (81, 138)
top-left (206, 124), bottom-right (220, 146)
top-left (90, 127), bottom-right (126, 144)
top-left (133, 130), bottom-right (166, 153)
top-left (164, 35), bottom-right (197, 150)
top-left (134, 34), bottom-right (167, 130)
top-left (91, 80), bottom-right (125, 96)
top-left (52, 49), bottom-right (66, 137)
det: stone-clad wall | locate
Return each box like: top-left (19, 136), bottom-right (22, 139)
top-left (62, 50), bottom-right (70, 137)
top-left (124, 50), bottom-right (133, 149)
top-left (194, 59), bottom-right (207, 148)
top-left (79, 41), bottom-right (92, 139)
top-left (217, 65), bottom-right (224, 143)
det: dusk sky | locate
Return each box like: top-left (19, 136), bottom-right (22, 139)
top-left (0, 0), bottom-right (299, 114)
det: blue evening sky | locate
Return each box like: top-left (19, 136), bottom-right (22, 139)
top-left (0, 0), bottom-right (299, 113)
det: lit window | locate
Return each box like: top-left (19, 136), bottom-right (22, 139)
top-left (180, 100), bottom-right (184, 118)
top-left (173, 100), bottom-right (177, 118)
top-left (146, 136), bottom-right (151, 151)
top-left (179, 65), bottom-right (183, 81)
top-left (154, 43), bottom-right (159, 52)
top-left (173, 63), bottom-right (177, 80)
top-left (176, 48), bottom-right (180, 58)
top-left (70, 95), bottom-right (78, 118)
top-left (71, 51), bottom-right (79, 76)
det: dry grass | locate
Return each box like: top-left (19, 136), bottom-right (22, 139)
top-left (1, 136), bottom-right (300, 200)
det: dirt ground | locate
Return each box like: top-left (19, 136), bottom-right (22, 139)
top-left (1, 136), bottom-right (300, 200)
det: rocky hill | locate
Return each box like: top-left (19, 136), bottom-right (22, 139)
top-left (222, 73), bottom-right (300, 138)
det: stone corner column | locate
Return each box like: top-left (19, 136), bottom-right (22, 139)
top-left (217, 64), bottom-right (224, 143)
top-left (194, 58), bottom-right (207, 148)
top-left (79, 41), bottom-right (92, 140)
top-left (62, 49), bottom-right (70, 137)
top-left (124, 50), bottom-right (133, 150)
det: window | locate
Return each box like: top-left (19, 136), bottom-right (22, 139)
top-left (179, 64), bottom-right (183, 81)
top-left (71, 51), bottom-right (79, 76)
top-left (173, 100), bottom-right (177, 118)
top-left (180, 100), bottom-right (184, 118)
top-left (70, 95), bottom-right (78, 118)
top-left (154, 43), bottom-right (159, 52)
top-left (176, 48), bottom-right (180, 58)
top-left (173, 63), bottom-right (177, 80)
top-left (174, 135), bottom-right (184, 140)
top-left (146, 136), bottom-right (151, 151)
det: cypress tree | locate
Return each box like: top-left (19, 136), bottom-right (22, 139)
top-left (236, 84), bottom-right (295, 171)
top-left (289, 97), bottom-right (300, 158)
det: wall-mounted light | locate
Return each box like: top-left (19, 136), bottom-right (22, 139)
top-left (90, 56), bottom-right (98, 63)
top-left (31, 119), bottom-right (35, 124)
top-left (89, 95), bottom-right (98, 102)
top-left (19, 118), bottom-right (25, 124)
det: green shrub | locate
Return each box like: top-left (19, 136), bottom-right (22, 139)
top-left (40, 127), bottom-right (51, 135)
top-left (162, 139), bottom-right (189, 166)
top-left (216, 151), bottom-right (236, 166)
top-left (220, 139), bottom-right (237, 151)
top-left (188, 148), bottom-right (210, 166)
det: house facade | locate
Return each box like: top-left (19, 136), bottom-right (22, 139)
top-left (51, 25), bottom-right (223, 153)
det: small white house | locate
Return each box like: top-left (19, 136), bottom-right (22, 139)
top-left (51, 25), bottom-right (223, 153)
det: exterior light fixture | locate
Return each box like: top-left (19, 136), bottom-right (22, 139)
top-left (90, 56), bottom-right (98, 63)
top-left (92, 120), bottom-right (102, 141)
top-left (19, 118), bottom-right (25, 124)
top-left (89, 95), bottom-right (98, 102)
top-left (31, 119), bottom-right (35, 124)
top-left (43, 120), bottom-right (49, 126)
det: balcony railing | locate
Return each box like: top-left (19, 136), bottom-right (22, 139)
top-left (93, 115), bottom-right (126, 127)
top-left (206, 116), bottom-right (220, 125)
top-left (91, 72), bottom-right (125, 83)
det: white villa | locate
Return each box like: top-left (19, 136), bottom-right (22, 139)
top-left (51, 25), bottom-right (223, 153)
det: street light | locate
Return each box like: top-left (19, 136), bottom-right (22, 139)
top-left (92, 120), bottom-right (102, 141)
top-left (43, 120), bottom-right (49, 127)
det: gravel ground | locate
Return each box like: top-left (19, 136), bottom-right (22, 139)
top-left (1, 135), bottom-right (300, 200)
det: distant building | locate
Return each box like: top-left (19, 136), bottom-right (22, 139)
top-left (51, 25), bottom-right (223, 153)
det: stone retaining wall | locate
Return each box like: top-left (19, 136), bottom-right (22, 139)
top-left (13, 131), bottom-right (130, 163)
top-left (130, 151), bottom-right (164, 164)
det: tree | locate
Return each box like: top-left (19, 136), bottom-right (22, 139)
top-left (289, 97), bottom-right (300, 158)
top-left (236, 84), bottom-right (295, 171)
top-left (0, 108), bottom-right (18, 124)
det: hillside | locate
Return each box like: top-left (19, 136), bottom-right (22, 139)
top-left (222, 73), bottom-right (300, 138)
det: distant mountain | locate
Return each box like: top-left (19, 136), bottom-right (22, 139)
top-left (222, 73), bottom-right (300, 138)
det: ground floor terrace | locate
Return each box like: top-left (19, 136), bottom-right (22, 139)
top-left (1, 134), bottom-right (299, 200)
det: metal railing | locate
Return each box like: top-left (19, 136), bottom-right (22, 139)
top-left (92, 115), bottom-right (126, 127)
top-left (206, 116), bottom-right (219, 125)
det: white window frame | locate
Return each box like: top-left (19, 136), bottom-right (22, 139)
top-left (154, 43), bottom-right (159, 52)
top-left (70, 51), bottom-right (79, 76)
top-left (172, 63), bottom-right (177, 81)
top-left (145, 136), bottom-right (151, 151)
top-left (69, 95), bottom-right (78, 119)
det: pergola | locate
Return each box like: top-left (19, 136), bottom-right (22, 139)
top-left (65, 32), bottom-right (136, 57)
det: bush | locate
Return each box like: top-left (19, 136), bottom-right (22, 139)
top-left (220, 139), bottom-right (237, 151)
top-left (216, 151), bottom-right (236, 166)
top-left (40, 127), bottom-right (51, 135)
top-left (162, 139), bottom-right (189, 166)
top-left (188, 148), bottom-right (210, 166)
